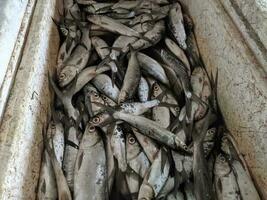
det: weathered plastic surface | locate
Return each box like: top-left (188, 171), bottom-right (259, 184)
top-left (180, 0), bottom-right (267, 198)
top-left (0, 0), bottom-right (59, 199)
top-left (0, 0), bottom-right (266, 199)
top-left (0, 0), bottom-right (36, 124)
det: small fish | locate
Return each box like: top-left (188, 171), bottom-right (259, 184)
top-left (214, 154), bottom-right (241, 200)
top-left (92, 74), bottom-right (120, 102)
top-left (118, 46), bottom-right (141, 103)
top-left (46, 139), bottom-right (72, 200)
top-left (37, 150), bottom-right (57, 200)
top-left (132, 128), bottom-right (159, 163)
top-left (74, 125), bottom-right (107, 200)
top-left (120, 99), bottom-right (160, 116)
top-left (62, 125), bottom-right (80, 192)
top-left (58, 27), bottom-right (92, 87)
top-left (138, 77), bottom-right (150, 102)
top-left (138, 149), bottom-right (170, 199)
top-left (192, 110), bottom-right (216, 200)
top-left (113, 111), bottom-right (190, 152)
top-left (165, 37), bottom-right (191, 73)
top-left (137, 52), bottom-right (170, 86)
top-left (111, 124), bottom-right (127, 172)
top-left (168, 3), bottom-right (187, 49)
top-left (87, 15), bottom-right (148, 40)
top-left (126, 133), bottom-right (150, 178)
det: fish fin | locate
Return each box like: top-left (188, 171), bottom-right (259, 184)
top-left (84, 94), bottom-right (94, 118)
top-left (96, 56), bottom-right (111, 71)
top-left (161, 148), bottom-right (168, 173)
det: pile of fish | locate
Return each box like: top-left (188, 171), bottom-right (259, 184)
top-left (38, 0), bottom-right (261, 199)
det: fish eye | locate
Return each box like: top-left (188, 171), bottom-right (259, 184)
top-left (153, 84), bottom-right (159, 91)
top-left (94, 93), bottom-right (100, 98)
top-left (117, 126), bottom-right (121, 131)
top-left (128, 136), bottom-right (136, 144)
top-left (88, 125), bottom-right (95, 132)
top-left (219, 155), bottom-right (226, 162)
top-left (59, 73), bottom-right (66, 80)
top-left (51, 123), bottom-right (56, 129)
top-left (102, 96), bottom-right (107, 101)
top-left (175, 107), bottom-right (180, 111)
top-left (92, 116), bottom-right (100, 124)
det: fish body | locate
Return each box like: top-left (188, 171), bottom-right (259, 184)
top-left (169, 3), bottom-right (187, 49)
top-left (118, 48), bottom-right (141, 103)
top-left (214, 154), bottom-right (241, 200)
top-left (74, 125), bottom-right (107, 200)
top-left (111, 124), bottom-right (127, 172)
top-left (138, 77), bottom-right (149, 102)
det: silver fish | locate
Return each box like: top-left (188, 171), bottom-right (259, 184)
top-left (46, 139), bottom-right (72, 200)
top-left (137, 52), bottom-right (170, 86)
top-left (37, 150), bottom-right (57, 200)
top-left (63, 126), bottom-right (80, 192)
top-left (165, 37), bottom-right (191, 73)
top-left (126, 133), bottom-right (150, 178)
top-left (169, 3), bottom-right (187, 49)
top-left (92, 74), bottom-right (120, 102)
top-left (87, 15), bottom-right (147, 40)
top-left (118, 47), bottom-right (141, 103)
top-left (132, 128), bottom-right (159, 163)
top-left (58, 27), bottom-right (91, 87)
top-left (123, 20), bottom-right (165, 52)
top-left (138, 77), bottom-right (149, 102)
top-left (111, 124), bottom-right (127, 172)
top-left (214, 154), bottom-right (241, 200)
top-left (74, 125), bottom-right (107, 200)
top-left (120, 99), bottom-right (160, 116)
top-left (138, 149), bottom-right (170, 199)
top-left (113, 111), bottom-right (189, 152)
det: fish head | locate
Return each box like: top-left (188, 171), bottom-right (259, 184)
top-left (58, 65), bottom-right (77, 87)
top-left (90, 112), bottom-right (112, 127)
top-left (214, 154), bottom-right (231, 176)
top-left (126, 133), bottom-right (141, 161)
top-left (151, 82), bottom-right (163, 99)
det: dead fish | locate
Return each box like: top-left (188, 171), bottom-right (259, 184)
top-left (74, 125), bottom-right (107, 200)
top-left (57, 25), bottom-right (80, 74)
top-left (58, 27), bottom-right (92, 87)
top-left (118, 46), bottom-right (141, 103)
top-left (84, 3), bottom-right (113, 14)
top-left (92, 74), bottom-right (120, 102)
top-left (137, 52), bottom-right (170, 86)
top-left (186, 31), bottom-right (200, 68)
top-left (91, 36), bottom-right (118, 75)
top-left (132, 128), bottom-right (159, 163)
top-left (120, 99), bottom-right (160, 116)
top-left (138, 149), bottom-right (170, 200)
top-left (203, 127), bottom-right (216, 157)
top-left (231, 160), bottom-right (260, 200)
top-left (214, 154), bottom-right (241, 200)
top-left (104, 131), bottom-right (116, 194)
top-left (63, 125), bottom-right (80, 192)
top-left (129, 13), bottom-right (154, 26)
top-left (113, 111), bottom-right (189, 152)
top-left (46, 140), bottom-right (72, 200)
top-left (47, 121), bottom-right (65, 167)
top-left (126, 133), bottom-right (150, 178)
top-left (87, 15), bottom-right (148, 40)
top-left (111, 124), bottom-right (127, 172)
top-left (168, 3), bottom-right (187, 49)
top-left (165, 37), bottom-right (190, 73)
top-left (83, 83), bottom-right (105, 116)
top-left (124, 20), bottom-right (165, 52)
top-left (192, 110), bottom-right (215, 200)
top-left (37, 150), bottom-right (57, 200)
top-left (138, 77), bottom-right (150, 102)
